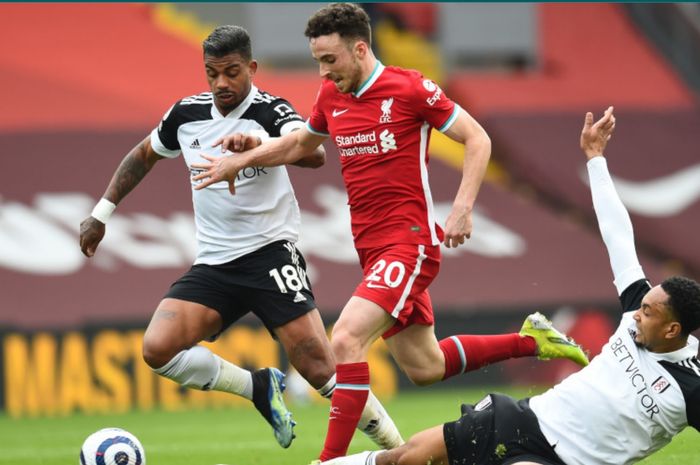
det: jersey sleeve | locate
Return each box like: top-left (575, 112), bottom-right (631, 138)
top-left (411, 76), bottom-right (459, 133)
top-left (619, 278), bottom-right (652, 312)
top-left (306, 84), bottom-right (330, 136)
top-left (150, 102), bottom-right (183, 158)
top-left (257, 97), bottom-right (305, 138)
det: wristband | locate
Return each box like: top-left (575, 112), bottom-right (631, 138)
top-left (91, 198), bottom-right (116, 224)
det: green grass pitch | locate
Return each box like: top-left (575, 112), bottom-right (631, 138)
top-left (0, 387), bottom-right (696, 464)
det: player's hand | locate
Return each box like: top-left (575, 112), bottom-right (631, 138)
top-left (443, 207), bottom-right (472, 248)
top-left (580, 106), bottom-right (615, 160)
top-left (212, 133), bottom-right (262, 153)
top-left (80, 216), bottom-right (106, 257)
top-left (191, 154), bottom-right (240, 194)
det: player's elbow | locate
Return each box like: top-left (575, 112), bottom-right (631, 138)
top-left (292, 145), bottom-right (326, 168)
top-left (475, 129), bottom-right (491, 155)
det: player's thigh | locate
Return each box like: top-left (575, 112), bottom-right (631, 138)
top-left (331, 296), bottom-right (395, 362)
top-left (143, 298), bottom-right (223, 365)
top-left (381, 425), bottom-right (448, 465)
top-left (385, 323), bottom-right (443, 380)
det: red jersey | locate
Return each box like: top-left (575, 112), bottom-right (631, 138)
top-left (307, 63), bottom-right (459, 249)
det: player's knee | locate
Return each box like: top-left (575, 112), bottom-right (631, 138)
top-left (330, 328), bottom-right (365, 363)
top-left (142, 335), bottom-right (178, 369)
top-left (404, 366), bottom-right (442, 387)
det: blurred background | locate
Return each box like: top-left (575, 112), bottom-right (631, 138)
top-left (1, 3), bottom-right (699, 417)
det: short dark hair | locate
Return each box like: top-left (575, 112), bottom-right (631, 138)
top-left (305, 3), bottom-right (371, 46)
top-left (661, 276), bottom-right (700, 336)
top-left (202, 25), bottom-right (252, 60)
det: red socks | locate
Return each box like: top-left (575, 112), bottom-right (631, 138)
top-left (319, 362), bottom-right (370, 461)
top-left (439, 334), bottom-right (536, 380)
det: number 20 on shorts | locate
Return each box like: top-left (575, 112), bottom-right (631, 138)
top-left (367, 259), bottom-right (406, 288)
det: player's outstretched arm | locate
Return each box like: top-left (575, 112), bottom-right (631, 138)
top-left (291, 142), bottom-right (326, 168)
top-left (582, 107), bottom-right (645, 295)
top-left (213, 131), bottom-right (325, 169)
top-left (192, 127), bottom-right (326, 193)
top-left (441, 109), bottom-right (491, 248)
top-left (79, 136), bottom-right (163, 257)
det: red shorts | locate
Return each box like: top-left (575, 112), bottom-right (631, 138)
top-left (353, 243), bottom-right (441, 338)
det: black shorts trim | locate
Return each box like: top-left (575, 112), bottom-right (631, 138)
top-left (164, 241), bottom-right (316, 336)
top-left (443, 393), bottom-right (565, 465)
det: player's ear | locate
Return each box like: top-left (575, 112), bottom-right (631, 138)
top-left (354, 40), bottom-right (368, 59)
top-left (664, 321), bottom-right (682, 340)
top-left (248, 60), bottom-right (258, 76)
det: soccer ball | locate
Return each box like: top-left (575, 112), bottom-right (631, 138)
top-left (79, 427), bottom-right (146, 465)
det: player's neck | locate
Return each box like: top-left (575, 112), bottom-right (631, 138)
top-left (354, 55), bottom-right (379, 93)
top-left (649, 336), bottom-right (688, 354)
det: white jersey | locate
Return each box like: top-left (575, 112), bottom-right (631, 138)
top-left (150, 85), bottom-right (305, 265)
top-left (530, 279), bottom-right (700, 465)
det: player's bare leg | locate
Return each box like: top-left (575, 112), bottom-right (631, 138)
top-left (331, 297), bottom-right (395, 364)
top-left (276, 308), bottom-right (404, 449)
top-left (379, 425), bottom-right (448, 465)
top-left (274, 308), bottom-right (335, 388)
top-left (319, 425), bottom-right (448, 465)
top-left (385, 324), bottom-right (446, 385)
top-left (318, 297), bottom-right (395, 460)
top-left (142, 298), bottom-right (222, 369)
top-left (142, 298), bottom-right (295, 448)
top-left (388, 316), bottom-right (587, 386)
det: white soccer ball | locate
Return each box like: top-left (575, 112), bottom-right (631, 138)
top-left (80, 427), bottom-right (146, 465)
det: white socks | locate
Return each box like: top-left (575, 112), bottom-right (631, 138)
top-left (153, 346), bottom-right (253, 399)
top-left (155, 351), bottom-right (403, 449)
top-left (318, 374), bottom-right (404, 449)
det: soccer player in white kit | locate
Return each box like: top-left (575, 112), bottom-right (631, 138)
top-left (310, 107), bottom-right (700, 465)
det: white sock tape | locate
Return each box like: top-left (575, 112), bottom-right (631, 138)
top-left (91, 198), bottom-right (116, 224)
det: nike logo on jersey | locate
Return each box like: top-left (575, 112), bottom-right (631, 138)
top-left (581, 163), bottom-right (700, 217)
top-left (332, 108), bottom-right (349, 117)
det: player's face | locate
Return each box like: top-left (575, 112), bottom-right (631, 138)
top-left (632, 285), bottom-right (677, 350)
top-left (204, 53), bottom-right (257, 114)
top-left (310, 33), bottom-right (364, 94)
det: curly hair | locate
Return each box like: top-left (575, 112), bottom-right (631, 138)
top-left (661, 276), bottom-right (700, 336)
top-left (202, 25), bottom-right (252, 61)
top-left (305, 3), bottom-right (371, 46)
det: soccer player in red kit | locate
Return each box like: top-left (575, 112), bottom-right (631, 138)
top-left (193, 3), bottom-right (589, 462)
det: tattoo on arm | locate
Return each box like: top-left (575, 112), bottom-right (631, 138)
top-left (104, 139), bottom-right (158, 203)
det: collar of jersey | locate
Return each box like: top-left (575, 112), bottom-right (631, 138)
top-left (210, 84), bottom-right (258, 120)
top-left (352, 61), bottom-right (385, 98)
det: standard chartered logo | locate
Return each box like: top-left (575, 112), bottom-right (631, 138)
top-left (380, 129), bottom-right (397, 153)
top-left (335, 130), bottom-right (397, 157)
